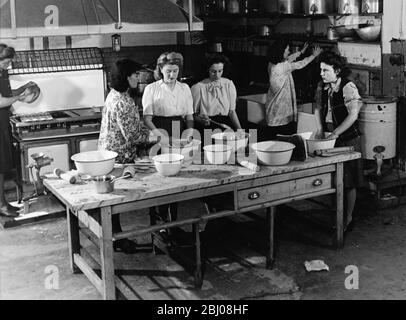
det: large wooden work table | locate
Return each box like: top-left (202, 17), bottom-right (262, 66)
top-left (44, 152), bottom-right (360, 300)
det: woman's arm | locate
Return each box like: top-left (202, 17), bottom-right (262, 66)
top-left (313, 84), bottom-right (325, 138)
top-left (229, 110), bottom-right (242, 130)
top-left (227, 81), bottom-right (241, 129)
top-left (288, 45), bottom-right (322, 72)
top-left (116, 101), bottom-right (150, 146)
top-left (143, 115), bottom-right (157, 131)
top-left (327, 82), bottom-right (363, 139)
top-left (0, 90), bottom-right (29, 109)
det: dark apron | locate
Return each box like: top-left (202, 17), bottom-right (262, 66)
top-left (152, 115), bottom-right (186, 140)
top-left (0, 70), bottom-right (14, 173)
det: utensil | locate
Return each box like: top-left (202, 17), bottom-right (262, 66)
top-left (152, 154), bottom-right (184, 176)
top-left (355, 24), bottom-right (381, 42)
top-left (314, 146), bottom-right (355, 156)
top-left (336, 0), bottom-right (360, 14)
top-left (211, 131), bottom-right (250, 153)
top-left (250, 141), bottom-right (295, 166)
top-left (203, 144), bottom-right (233, 165)
top-left (306, 132), bottom-right (337, 155)
top-left (303, 0), bottom-right (334, 15)
top-left (71, 150), bottom-right (117, 176)
top-left (196, 114), bottom-right (232, 130)
top-left (93, 175), bottom-right (115, 194)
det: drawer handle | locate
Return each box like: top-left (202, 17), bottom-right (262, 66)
top-left (248, 192), bottom-right (260, 200)
top-left (313, 179), bottom-right (323, 187)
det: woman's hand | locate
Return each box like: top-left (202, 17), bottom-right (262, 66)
top-left (312, 45), bottom-right (322, 58)
top-left (195, 114), bottom-right (211, 127)
top-left (326, 131), bottom-right (339, 140)
top-left (301, 42), bottom-right (309, 54)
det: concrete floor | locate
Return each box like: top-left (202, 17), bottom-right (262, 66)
top-left (1, 190), bottom-right (406, 300)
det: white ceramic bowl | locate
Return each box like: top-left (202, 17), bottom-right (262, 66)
top-left (306, 133), bottom-right (337, 155)
top-left (251, 141), bottom-right (295, 166)
top-left (203, 144), bottom-right (233, 165)
top-left (152, 153), bottom-right (184, 176)
top-left (211, 131), bottom-right (250, 153)
top-left (71, 150), bottom-right (117, 176)
top-left (161, 139), bottom-right (201, 167)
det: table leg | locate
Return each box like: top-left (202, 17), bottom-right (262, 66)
top-left (266, 206), bottom-right (276, 269)
top-left (100, 206), bottom-right (116, 300)
top-left (335, 162), bottom-right (344, 249)
top-left (193, 223), bottom-right (203, 289)
top-left (149, 207), bottom-right (158, 255)
top-left (66, 207), bottom-right (81, 274)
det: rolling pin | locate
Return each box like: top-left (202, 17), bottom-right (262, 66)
top-left (314, 146), bottom-right (354, 156)
top-left (237, 159), bottom-right (260, 172)
top-left (54, 169), bottom-right (77, 184)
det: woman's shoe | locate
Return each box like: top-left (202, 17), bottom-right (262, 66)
top-left (113, 238), bottom-right (137, 254)
top-left (0, 206), bottom-right (20, 218)
top-left (344, 220), bottom-right (355, 233)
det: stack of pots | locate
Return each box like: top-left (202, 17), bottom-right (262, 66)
top-left (272, 0), bottom-right (382, 15)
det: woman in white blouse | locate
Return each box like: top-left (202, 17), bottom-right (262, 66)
top-left (143, 52), bottom-right (194, 142)
top-left (191, 53), bottom-right (242, 132)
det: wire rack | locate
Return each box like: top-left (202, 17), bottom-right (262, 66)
top-left (9, 47), bottom-right (104, 75)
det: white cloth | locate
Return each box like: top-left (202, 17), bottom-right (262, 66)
top-left (142, 80), bottom-right (193, 117)
top-left (191, 78), bottom-right (237, 116)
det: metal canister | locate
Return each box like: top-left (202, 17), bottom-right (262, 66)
top-left (327, 26), bottom-right (339, 40)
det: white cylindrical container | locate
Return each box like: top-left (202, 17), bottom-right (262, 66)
top-left (359, 97), bottom-right (398, 160)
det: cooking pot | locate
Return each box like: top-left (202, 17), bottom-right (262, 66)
top-left (361, 0), bottom-right (382, 14)
top-left (278, 0), bottom-right (302, 14)
top-left (258, 25), bottom-right (272, 36)
top-left (303, 0), bottom-right (334, 14)
top-left (336, 0), bottom-right (360, 14)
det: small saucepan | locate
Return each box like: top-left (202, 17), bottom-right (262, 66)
top-left (93, 175), bottom-right (116, 194)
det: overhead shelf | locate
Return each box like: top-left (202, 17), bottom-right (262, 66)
top-left (0, 0), bottom-right (203, 38)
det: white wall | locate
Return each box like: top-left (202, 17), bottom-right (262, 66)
top-left (383, 0), bottom-right (406, 53)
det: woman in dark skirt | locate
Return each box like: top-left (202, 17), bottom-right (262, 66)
top-left (142, 52), bottom-right (194, 223)
top-left (314, 51), bottom-right (364, 231)
top-left (191, 53), bottom-right (242, 143)
top-left (0, 44), bottom-right (34, 217)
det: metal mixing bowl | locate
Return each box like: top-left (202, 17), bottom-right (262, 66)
top-left (356, 25), bottom-right (381, 42)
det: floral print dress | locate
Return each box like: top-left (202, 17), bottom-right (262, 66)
top-left (98, 88), bottom-right (151, 163)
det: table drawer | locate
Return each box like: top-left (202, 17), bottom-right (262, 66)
top-left (238, 173), bottom-right (332, 208)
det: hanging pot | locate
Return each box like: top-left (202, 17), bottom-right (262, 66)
top-left (336, 0), bottom-right (360, 14)
top-left (277, 0), bottom-right (302, 14)
top-left (361, 0), bottom-right (382, 14)
top-left (303, 0), bottom-right (334, 15)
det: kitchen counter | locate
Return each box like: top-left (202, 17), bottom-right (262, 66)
top-left (44, 152), bottom-right (361, 299)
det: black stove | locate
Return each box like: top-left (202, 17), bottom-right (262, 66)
top-left (10, 108), bottom-right (102, 141)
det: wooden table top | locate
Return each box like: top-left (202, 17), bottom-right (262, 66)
top-left (44, 152), bottom-right (361, 211)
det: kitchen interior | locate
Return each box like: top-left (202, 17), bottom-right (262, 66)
top-left (1, 0), bottom-right (406, 301)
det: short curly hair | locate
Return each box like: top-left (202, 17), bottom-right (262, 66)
top-left (154, 52), bottom-right (183, 80)
top-left (205, 53), bottom-right (230, 70)
top-left (0, 43), bottom-right (15, 61)
top-left (110, 59), bottom-right (143, 92)
top-left (319, 51), bottom-right (351, 78)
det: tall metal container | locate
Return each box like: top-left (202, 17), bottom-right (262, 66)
top-left (303, 0), bottom-right (334, 14)
top-left (277, 0), bottom-right (302, 14)
top-left (359, 97), bottom-right (398, 160)
top-left (336, 0), bottom-right (360, 14)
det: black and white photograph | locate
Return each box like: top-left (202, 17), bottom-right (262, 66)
top-left (0, 0), bottom-right (405, 305)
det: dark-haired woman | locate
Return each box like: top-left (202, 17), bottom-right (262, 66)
top-left (0, 44), bottom-right (34, 218)
top-left (261, 40), bottom-right (322, 140)
top-left (98, 59), bottom-right (155, 253)
top-left (314, 51), bottom-right (363, 232)
top-left (191, 53), bottom-right (242, 134)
